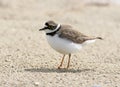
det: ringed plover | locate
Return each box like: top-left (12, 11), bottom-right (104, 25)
top-left (39, 20), bottom-right (102, 69)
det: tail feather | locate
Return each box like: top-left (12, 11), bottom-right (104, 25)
top-left (85, 36), bottom-right (103, 40)
top-left (96, 37), bottom-right (103, 40)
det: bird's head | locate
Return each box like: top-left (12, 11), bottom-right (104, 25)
top-left (39, 20), bottom-right (60, 33)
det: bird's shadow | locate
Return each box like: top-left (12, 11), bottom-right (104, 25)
top-left (24, 67), bottom-right (94, 73)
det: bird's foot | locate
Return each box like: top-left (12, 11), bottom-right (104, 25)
top-left (58, 64), bottom-right (63, 69)
top-left (58, 66), bottom-right (62, 69)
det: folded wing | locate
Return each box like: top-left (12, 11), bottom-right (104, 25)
top-left (58, 25), bottom-right (102, 44)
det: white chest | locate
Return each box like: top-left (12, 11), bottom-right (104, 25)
top-left (46, 35), bottom-right (82, 54)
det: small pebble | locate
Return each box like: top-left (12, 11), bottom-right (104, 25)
top-left (34, 82), bottom-right (39, 86)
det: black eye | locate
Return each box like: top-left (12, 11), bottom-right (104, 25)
top-left (48, 26), bottom-right (52, 29)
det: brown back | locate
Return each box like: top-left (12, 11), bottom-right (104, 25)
top-left (58, 25), bottom-right (99, 44)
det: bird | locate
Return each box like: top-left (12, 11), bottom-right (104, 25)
top-left (39, 20), bottom-right (102, 69)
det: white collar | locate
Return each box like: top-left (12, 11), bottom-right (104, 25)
top-left (54, 24), bottom-right (61, 31)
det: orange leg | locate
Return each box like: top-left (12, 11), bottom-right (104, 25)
top-left (58, 55), bottom-right (65, 69)
top-left (67, 54), bottom-right (71, 69)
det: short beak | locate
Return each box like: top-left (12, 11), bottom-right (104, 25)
top-left (39, 27), bottom-right (46, 31)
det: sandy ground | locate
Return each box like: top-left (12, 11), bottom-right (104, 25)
top-left (0, 0), bottom-right (120, 87)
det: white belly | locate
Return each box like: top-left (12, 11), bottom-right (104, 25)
top-left (46, 35), bottom-right (82, 54)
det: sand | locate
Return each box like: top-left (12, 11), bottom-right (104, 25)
top-left (0, 0), bottom-right (120, 87)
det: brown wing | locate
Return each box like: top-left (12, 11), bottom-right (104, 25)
top-left (58, 25), bottom-right (97, 44)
